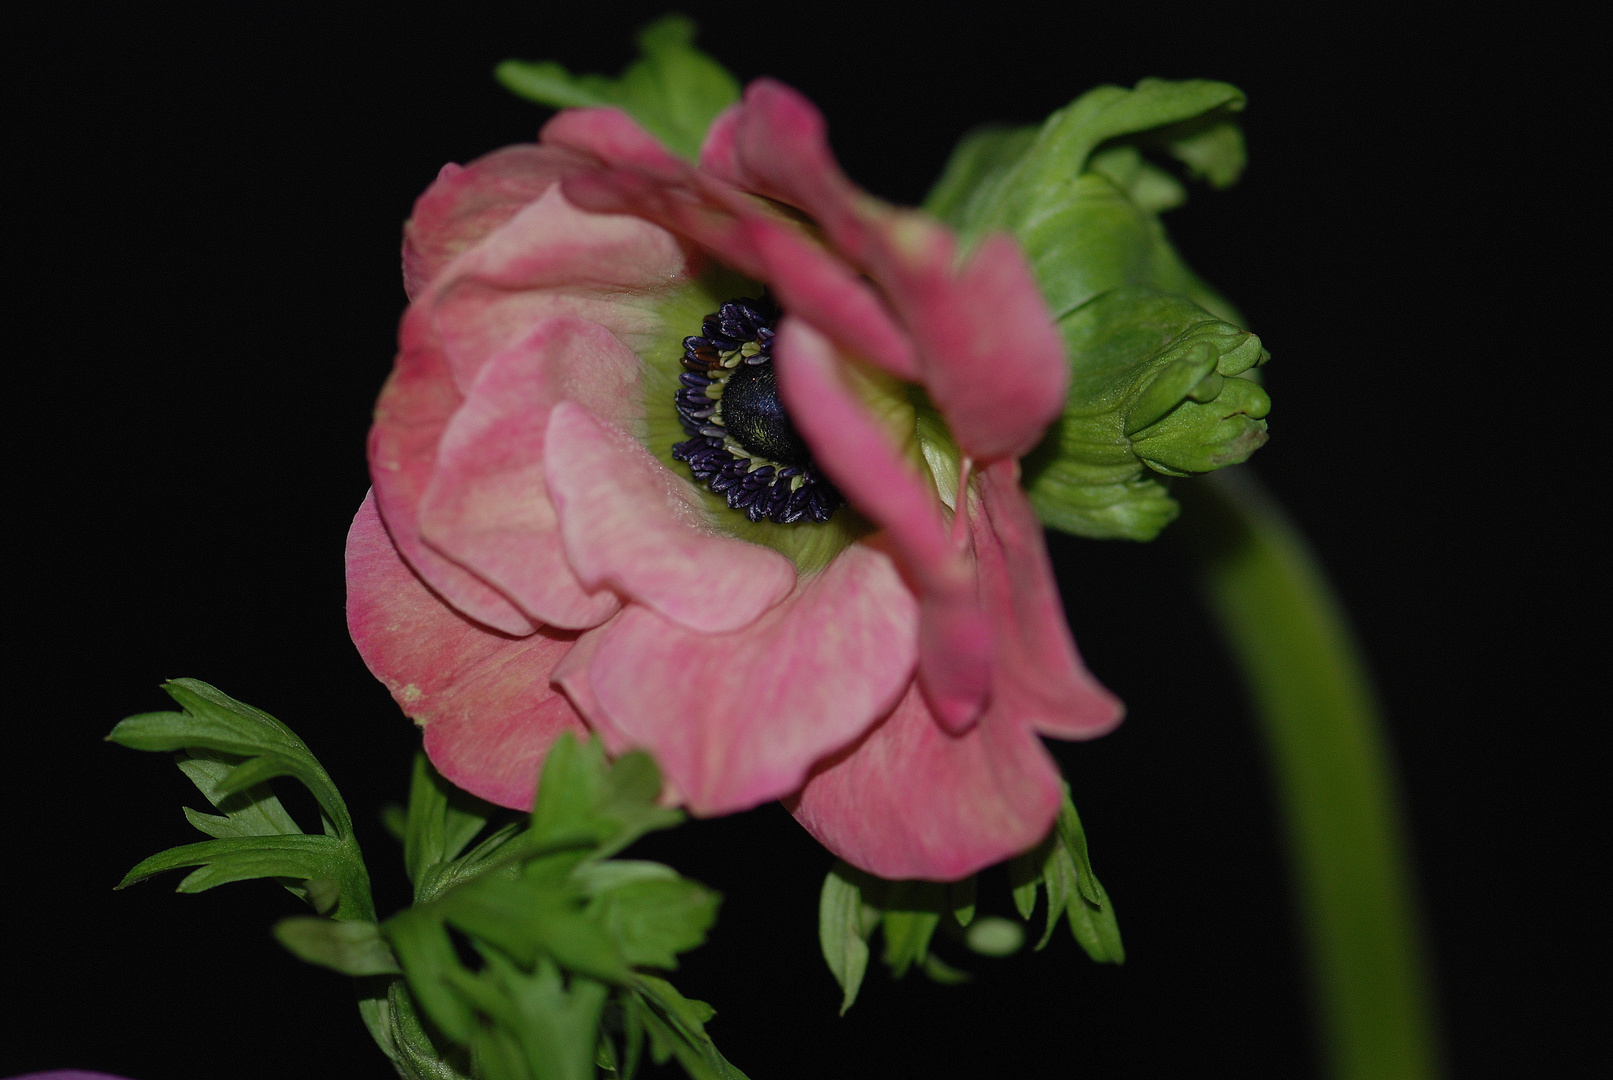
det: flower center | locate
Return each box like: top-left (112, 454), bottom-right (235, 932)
top-left (671, 297), bottom-right (843, 525)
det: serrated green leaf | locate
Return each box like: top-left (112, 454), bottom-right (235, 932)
top-left (496, 15), bottom-right (739, 161)
top-left (818, 862), bottom-right (877, 1014)
top-left (118, 833), bottom-right (344, 891)
top-left (439, 876), bottom-right (631, 983)
top-left (1168, 121), bottom-right (1246, 187)
top-left (961, 77), bottom-right (1245, 245)
top-left (177, 751), bottom-right (301, 839)
top-left (388, 979), bottom-right (475, 1080)
top-left (590, 879), bottom-right (720, 970)
top-left (275, 916), bottom-right (401, 976)
top-left (632, 978), bottom-right (749, 1080)
top-left (110, 680), bottom-right (354, 838)
top-left (528, 736), bottom-right (681, 859)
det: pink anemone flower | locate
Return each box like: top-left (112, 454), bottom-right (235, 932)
top-left (347, 79), bottom-right (1122, 881)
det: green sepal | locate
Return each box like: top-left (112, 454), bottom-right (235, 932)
top-left (495, 15), bottom-right (739, 161)
top-left (1022, 286), bottom-right (1270, 539)
top-left (274, 916), bottom-right (402, 977)
top-left (817, 861), bottom-right (880, 1014)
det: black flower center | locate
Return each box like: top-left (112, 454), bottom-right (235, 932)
top-left (720, 362), bottom-right (812, 466)
top-left (671, 296), bottom-right (843, 525)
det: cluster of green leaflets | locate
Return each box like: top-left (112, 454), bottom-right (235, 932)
top-left (111, 680), bottom-right (745, 1080)
top-left (817, 785), bottom-right (1124, 1014)
top-left (502, 17), bottom-right (1271, 542)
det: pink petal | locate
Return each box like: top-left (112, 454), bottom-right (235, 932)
top-left (369, 308), bottom-right (537, 635)
top-left (724, 79), bottom-right (1067, 459)
top-left (403, 144), bottom-right (593, 300)
top-left (540, 107), bottom-right (688, 178)
top-left (543, 401), bottom-right (796, 633)
top-left (774, 319), bottom-right (990, 732)
top-left (973, 461), bottom-right (1125, 738)
top-left (346, 491), bottom-right (588, 810)
top-left (584, 543), bottom-right (918, 815)
top-left (696, 102), bottom-right (743, 178)
top-left (418, 317), bottom-right (642, 630)
top-left (428, 183), bottom-right (689, 392)
top-left (785, 682), bottom-right (1065, 881)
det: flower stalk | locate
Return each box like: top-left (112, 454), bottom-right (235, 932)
top-left (1180, 470), bottom-right (1440, 1080)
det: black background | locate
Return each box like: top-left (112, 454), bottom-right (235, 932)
top-left (6, 3), bottom-right (1592, 1078)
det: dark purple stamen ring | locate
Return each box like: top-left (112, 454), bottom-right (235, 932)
top-left (672, 296), bottom-right (843, 525)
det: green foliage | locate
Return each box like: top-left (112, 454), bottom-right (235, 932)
top-left (380, 735), bottom-right (741, 1080)
top-left (820, 786), bottom-right (1123, 1010)
top-left (109, 679), bottom-right (374, 922)
top-left (496, 15), bottom-right (740, 161)
top-left (926, 78), bottom-right (1268, 540)
top-left (1008, 785), bottom-right (1125, 963)
top-left (113, 685), bottom-right (741, 1080)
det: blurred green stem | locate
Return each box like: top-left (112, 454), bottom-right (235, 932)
top-left (1178, 469), bottom-right (1440, 1080)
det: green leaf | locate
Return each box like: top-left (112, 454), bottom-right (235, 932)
top-left (1021, 286), bottom-right (1270, 540)
top-left (405, 753), bottom-right (493, 898)
top-left (632, 977), bottom-right (750, 1080)
top-left (384, 906), bottom-right (479, 1045)
top-left (959, 77), bottom-right (1246, 246)
top-left (439, 877), bottom-right (631, 983)
top-left (878, 881), bottom-right (946, 980)
top-left (176, 750), bottom-right (301, 838)
top-left (1042, 787), bottom-right (1124, 963)
top-left (274, 916), bottom-right (402, 976)
top-left (528, 735), bottom-right (682, 858)
top-left (590, 878), bottom-right (720, 970)
top-left (496, 15), bottom-right (739, 161)
top-left (923, 124), bottom-right (1038, 227)
top-left (109, 679), bottom-right (354, 838)
top-left (818, 862), bottom-right (880, 1014)
top-left (117, 833), bottom-right (345, 892)
top-left (1007, 846), bottom-right (1044, 920)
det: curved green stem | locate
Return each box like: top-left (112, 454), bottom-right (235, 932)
top-left (1178, 469), bottom-right (1440, 1080)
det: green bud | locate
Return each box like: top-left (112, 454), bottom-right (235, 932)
top-left (1022, 287), bottom-right (1269, 540)
top-left (925, 77), bottom-right (1271, 540)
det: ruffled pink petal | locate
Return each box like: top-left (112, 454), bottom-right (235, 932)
top-left (973, 461), bottom-right (1125, 738)
top-left (719, 79), bottom-right (1067, 460)
top-left (543, 401), bottom-right (795, 633)
top-left (346, 491), bottom-right (588, 810)
top-left (418, 317), bottom-right (642, 630)
top-left (774, 319), bottom-right (990, 731)
top-left (369, 308), bottom-right (536, 635)
top-left (785, 682), bottom-right (1065, 881)
top-left (428, 183), bottom-right (690, 392)
top-left (582, 543), bottom-right (918, 815)
top-left (403, 144), bottom-right (594, 300)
